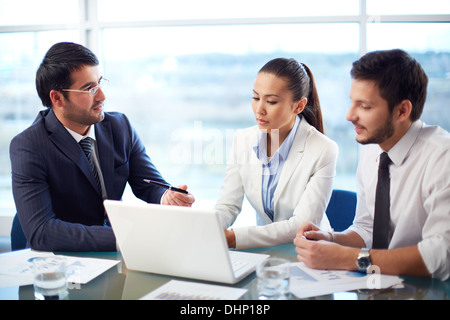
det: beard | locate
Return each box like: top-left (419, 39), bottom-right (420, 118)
top-left (64, 100), bottom-right (105, 127)
top-left (355, 114), bottom-right (394, 145)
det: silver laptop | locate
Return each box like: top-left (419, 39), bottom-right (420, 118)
top-left (104, 200), bottom-right (269, 284)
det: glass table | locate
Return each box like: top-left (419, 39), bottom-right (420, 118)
top-left (0, 244), bottom-right (448, 300)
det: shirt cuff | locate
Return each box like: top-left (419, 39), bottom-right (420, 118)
top-left (347, 224), bottom-right (372, 248)
top-left (418, 237), bottom-right (450, 281)
top-left (160, 190), bottom-right (168, 204)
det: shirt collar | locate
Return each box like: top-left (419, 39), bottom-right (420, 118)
top-left (253, 115), bottom-right (301, 163)
top-left (65, 125), bottom-right (96, 143)
top-left (385, 120), bottom-right (423, 166)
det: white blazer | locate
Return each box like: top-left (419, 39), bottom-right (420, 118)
top-left (215, 118), bottom-right (338, 249)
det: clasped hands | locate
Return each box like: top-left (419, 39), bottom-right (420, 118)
top-left (294, 222), bottom-right (343, 270)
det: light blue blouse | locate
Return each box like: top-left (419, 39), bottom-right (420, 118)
top-left (253, 115), bottom-right (301, 221)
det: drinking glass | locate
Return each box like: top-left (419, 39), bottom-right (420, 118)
top-left (256, 257), bottom-right (290, 300)
top-left (33, 256), bottom-right (68, 300)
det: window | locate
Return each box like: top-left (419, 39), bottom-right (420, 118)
top-left (0, 0), bottom-right (79, 26)
top-left (101, 23), bottom-right (360, 202)
top-left (1, 0), bottom-right (449, 231)
top-left (367, 0), bottom-right (450, 15)
top-left (98, 0), bottom-right (359, 21)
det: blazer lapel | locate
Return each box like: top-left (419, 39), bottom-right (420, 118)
top-left (249, 148), bottom-right (264, 214)
top-left (272, 119), bottom-right (310, 210)
top-left (44, 109), bottom-right (102, 196)
top-left (95, 119), bottom-right (114, 197)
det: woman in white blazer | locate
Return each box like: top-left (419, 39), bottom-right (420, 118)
top-left (216, 58), bottom-right (338, 249)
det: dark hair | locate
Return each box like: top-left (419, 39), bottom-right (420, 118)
top-left (36, 42), bottom-right (99, 108)
top-left (350, 49), bottom-right (428, 121)
top-left (259, 58), bottom-right (324, 134)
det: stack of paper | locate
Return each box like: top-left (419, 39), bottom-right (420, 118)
top-left (0, 249), bottom-right (120, 288)
top-left (141, 280), bottom-right (247, 300)
top-left (288, 262), bottom-right (403, 299)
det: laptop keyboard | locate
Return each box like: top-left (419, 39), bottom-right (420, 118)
top-left (231, 259), bottom-right (251, 273)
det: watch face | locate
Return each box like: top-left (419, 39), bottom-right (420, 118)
top-left (357, 257), bottom-right (370, 269)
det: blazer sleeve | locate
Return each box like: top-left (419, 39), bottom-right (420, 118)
top-left (214, 130), bottom-right (246, 228)
top-left (10, 132), bottom-right (117, 252)
top-left (105, 112), bottom-right (167, 203)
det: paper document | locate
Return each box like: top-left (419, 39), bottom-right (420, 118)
top-left (0, 249), bottom-right (120, 288)
top-left (289, 262), bottom-right (403, 299)
top-left (141, 280), bottom-right (247, 300)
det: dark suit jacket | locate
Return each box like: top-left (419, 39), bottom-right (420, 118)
top-left (10, 109), bottom-right (167, 251)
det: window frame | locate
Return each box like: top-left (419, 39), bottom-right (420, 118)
top-left (1, 0), bottom-right (449, 56)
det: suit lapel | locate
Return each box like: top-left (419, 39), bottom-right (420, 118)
top-left (249, 147), bottom-right (264, 213)
top-left (95, 119), bottom-right (114, 197)
top-left (273, 119), bottom-right (310, 211)
top-left (44, 109), bottom-right (102, 196)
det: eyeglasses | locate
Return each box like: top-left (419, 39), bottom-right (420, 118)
top-left (62, 78), bottom-right (109, 97)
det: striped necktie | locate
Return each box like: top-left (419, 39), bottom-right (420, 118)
top-left (79, 137), bottom-right (102, 194)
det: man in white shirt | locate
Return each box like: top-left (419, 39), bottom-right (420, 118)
top-left (294, 49), bottom-right (450, 281)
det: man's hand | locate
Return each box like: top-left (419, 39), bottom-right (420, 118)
top-left (161, 185), bottom-right (195, 207)
top-left (294, 235), bottom-right (340, 269)
top-left (296, 221), bottom-right (333, 242)
top-left (293, 222), bottom-right (356, 270)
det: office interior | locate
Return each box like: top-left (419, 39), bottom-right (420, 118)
top-left (0, 0), bottom-right (449, 255)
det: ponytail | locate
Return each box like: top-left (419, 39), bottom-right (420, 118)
top-left (300, 63), bottom-right (324, 134)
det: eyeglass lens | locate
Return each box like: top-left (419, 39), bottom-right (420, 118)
top-left (90, 79), bottom-right (108, 96)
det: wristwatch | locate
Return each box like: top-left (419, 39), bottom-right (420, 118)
top-left (356, 248), bottom-right (371, 273)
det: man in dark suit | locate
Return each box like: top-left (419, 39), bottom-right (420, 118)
top-left (9, 42), bottom-right (195, 252)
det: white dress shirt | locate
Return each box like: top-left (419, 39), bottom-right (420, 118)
top-left (348, 120), bottom-right (450, 280)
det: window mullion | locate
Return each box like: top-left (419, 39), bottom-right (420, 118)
top-left (79, 0), bottom-right (99, 53)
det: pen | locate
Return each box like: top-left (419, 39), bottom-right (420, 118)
top-left (143, 179), bottom-right (189, 194)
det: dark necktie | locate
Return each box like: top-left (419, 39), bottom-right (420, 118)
top-left (372, 152), bottom-right (392, 249)
top-left (80, 137), bottom-right (102, 194)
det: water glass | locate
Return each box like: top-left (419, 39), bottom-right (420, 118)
top-left (33, 256), bottom-right (68, 300)
top-left (257, 257), bottom-right (290, 300)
